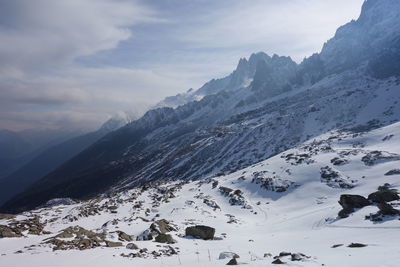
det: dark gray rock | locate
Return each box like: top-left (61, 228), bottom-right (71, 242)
top-left (368, 188), bottom-right (399, 203)
top-left (226, 258), bottom-right (238, 265)
top-left (185, 225), bottom-right (215, 240)
top-left (338, 194), bottom-right (370, 218)
top-left (377, 202), bottom-right (400, 215)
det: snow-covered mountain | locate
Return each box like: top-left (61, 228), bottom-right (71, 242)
top-left (2, 0), bottom-right (400, 214)
top-left (1, 120), bottom-right (400, 266)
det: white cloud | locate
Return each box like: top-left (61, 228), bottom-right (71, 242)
top-left (0, 0), bottom-right (175, 130)
top-left (180, 0), bottom-right (364, 62)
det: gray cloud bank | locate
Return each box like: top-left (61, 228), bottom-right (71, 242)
top-left (0, 0), bottom-right (363, 131)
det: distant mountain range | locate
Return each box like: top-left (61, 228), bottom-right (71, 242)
top-left (0, 113), bottom-right (134, 207)
top-left (2, 0), bottom-right (400, 213)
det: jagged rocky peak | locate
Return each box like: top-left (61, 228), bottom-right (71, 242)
top-left (99, 112), bottom-right (135, 132)
top-left (320, 0), bottom-right (400, 76)
top-left (249, 53), bottom-right (297, 97)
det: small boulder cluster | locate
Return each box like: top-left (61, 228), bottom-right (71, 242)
top-left (337, 184), bottom-right (400, 220)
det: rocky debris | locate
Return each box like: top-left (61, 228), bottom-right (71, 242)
top-left (348, 243), bottom-right (367, 248)
top-left (320, 166), bottom-right (355, 189)
top-left (126, 242), bottom-right (139, 249)
top-left (331, 244), bottom-right (343, 248)
top-left (252, 171), bottom-right (295, 192)
top-left (377, 202), bottom-right (400, 215)
top-left (226, 258), bottom-right (238, 265)
top-left (338, 194), bottom-right (370, 218)
top-left (6, 216), bottom-right (48, 236)
top-left (330, 157), bottom-right (348, 166)
top-left (361, 151), bottom-right (400, 166)
top-left (212, 180), bottom-right (219, 189)
top-left (385, 169), bottom-right (400, 176)
top-left (368, 185), bottom-right (400, 203)
top-left (219, 252), bottom-right (240, 260)
top-left (151, 219), bottom-right (176, 234)
top-left (137, 219), bottom-right (176, 241)
top-left (121, 245), bottom-right (177, 259)
top-left (219, 186), bottom-right (233, 195)
top-left (154, 233), bottom-right (175, 244)
top-left (203, 198), bottom-right (221, 210)
top-left (0, 214), bottom-right (16, 220)
top-left (185, 225), bottom-right (215, 240)
top-left (43, 226), bottom-right (107, 250)
top-left (272, 258), bottom-right (285, 264)
top-left (291, 253), bottom-right (304, 261)
top-left (279, 252), bottom-right (291, 257)
top-left (114, 230), bottom-right (133, 242)
top-left (282, 152), bottom-right (314, 165)
top-left (218, 186), bottom-right (251, 208)
top-left (226, 214), bottom-right (239, 224)
top-left (105, 240), bottom-right (123, 247)
top-left (0, 225), bottom-right (23, 238)
top-left (136, 228), bottom-right (154, 241)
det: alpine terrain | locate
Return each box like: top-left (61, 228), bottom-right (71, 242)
top-left (1, 0), bottom-right (400, 266)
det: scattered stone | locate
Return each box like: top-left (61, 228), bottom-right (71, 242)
top-left (115, 230), bottom-right (133, 242)
top-left (185, 225), bottom-right (215, 240)
top-left (0, 214), bottom-right (16, 220)
top-left (272, 258), bottom-right (285, 264)
top-left (252, 171), bottom-right (295, 192)
top-left (106, 241), bottom-right (123, 247)
top-left (331, 244), bottom-right (343, 248)
top-left (126, 243), bottom-right (139, 250)
top-left (291, 253), bottom-right (303, 261)
top-left (348, 243), bottom-right (367, 248)
top-left (154, 233), bottom-right (175, 244)
top-left (361, 151), bottom-right (400, 166)
top-left (226, 258), bottom-right (238, 265)
top-left (279, 251), bottom-right (291, 257)
top-left (43, 226), bottom-right (106, 250)
top-left (330, 157), bottom-right (348, 166)
top-left (0, 225), bottom-right (23, 238)
top-left (385, 169), bottom-right (400, 176)
top-left (320, 166), bottom-right (354, 189)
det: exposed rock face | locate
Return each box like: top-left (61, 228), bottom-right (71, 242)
top-left (154, 233), bottom-right (175, 244)
top-left (377, 202), bottom-right (400, 215)
top-left (44, 226), bottom-right (107, 250)
top-left (150, 219), bottom-right (176, 234)
top-left (0, 225), bottom-right (23, 238)
top-left (361, 151), bottom-right (400, 166)
top-left (185, 225), bottom-right (215, 240)
top-left (115, 230), bottom-right (133, 242)
top-left (226, 258), bottom-right (238, 265)
top-left (385, 169), bottom-right (400, 176)
top-left (368, 188), bottom-right (400, 203)
top-left (1, 216), bottom-right (48, 237)
top-left (320, 166), bottom-right (354, 189)
top-left (105, 240), bottom-right (123, 247)
top-left (338, 194), bottom-right (370, 218)
top-left (137, 219), bottom-right (176, 241)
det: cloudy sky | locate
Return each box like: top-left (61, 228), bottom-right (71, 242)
top-left (0, 0), bottom-right (364, 131)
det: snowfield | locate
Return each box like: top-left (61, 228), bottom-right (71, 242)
top-left (1, 121), bottom-right (400, 267)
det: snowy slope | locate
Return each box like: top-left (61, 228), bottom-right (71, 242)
top-left (1, 121), bottom-right (400, 267)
